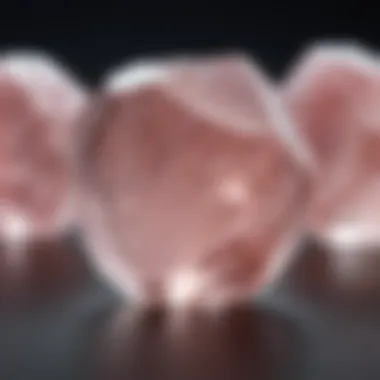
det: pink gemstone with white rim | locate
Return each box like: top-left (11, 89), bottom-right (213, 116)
top-left (0, 50), bottom-right (88, 245)
top-left (79, 52), bottom-right (312, 310)
top-left (283, 42), bottom-right (380, 296)
top-left (0, 50), bottom-right (88, 296)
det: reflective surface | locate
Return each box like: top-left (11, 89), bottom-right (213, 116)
top-left (1, 238), bottom-right (380, 379)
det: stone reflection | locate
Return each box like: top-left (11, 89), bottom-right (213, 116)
top-left (0, 232), bottom-right (90, 308)
top-left (91, 303), bottom-right (303, 380)
top-left (283, 236), bottom-right (380, 311)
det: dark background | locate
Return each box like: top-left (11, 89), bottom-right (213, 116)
top-left (0, 3), bottom-right (380, 380)
top-left (1, 2), bottom-right (377, 83)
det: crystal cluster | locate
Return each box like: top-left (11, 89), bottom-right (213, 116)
top-left (1, 42), bottom-right (379, 309)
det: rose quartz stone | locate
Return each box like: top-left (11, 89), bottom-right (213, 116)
top-left (0, 50), bottom-right (88, 297)
top-left (78, 53), bottom-right (311, 309)
top-left (283, 43), bottom-right (380, 297)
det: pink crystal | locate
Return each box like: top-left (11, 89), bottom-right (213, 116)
top-left (283, 42), bottom-right (380, 295)
top-left (0, 50), bottom-right (87, 243)
top-left (78, 53), bottom-right (311, 309)
top-left (0, 50), bottom-right (88, 298)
